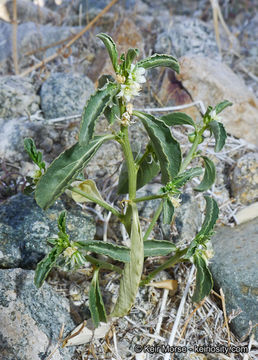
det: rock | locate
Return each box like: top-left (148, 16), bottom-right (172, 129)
top-left (234, 202), bottom-right (258, 225)
top-left (0, 268), bottom-right (75, 359)
top-left (0, 193), bottom-right (96, 269)
top-left (176, 55), bottom-right (258, 145)
top-left (210, 219), bottom-right (258, 340)
top-left (230, 152), bottom-right (258, 205)
top-left (40, 72), bottom-right (95, 119)
top-left (0, 76), bottom-right (40, 119)
top-left (155, 16), bottom-right (219, 59)
top-left (0, 117), bottom-right (59, 163)
top-left (161, 193), bottom-right (202, 243)
top-left (0, 0), bottom-right (61, 24)
top-left (0, 21), bottom-right (89, 74)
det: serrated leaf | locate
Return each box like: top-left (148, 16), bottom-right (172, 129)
top-left (79, 83), bottom-right (118, 146)
top-left (111, 204), bottom-right (144, 317)
top-left (58, 211), bottom-right (67, 233)
top-left (98, 74), bottom-right (115, 88)
top-left (185, 239), bottom-right (198, 259)
top-left (198, 196), bottom-right (219, 237)
top-left (71, 180), bottom-right (104, 204)
top-left (192, 254), bottom-right (213, 303)
top-left (89, 268), bottom-right (107, 328)
top-left (118, 152), bottom-right (160, 194)
top-left (144, 239), bottom-right (176, 257)
top-left (35, 135), bottom-right (113, 210)
top-left (214, 100), bottom-right (232, 114)
top-left (125, 48), bottom-right (139, 71)
top-left (208, 121), bottom-right (227, 152)
top-left (34, 246), bottom-right (62, 288)
top-left (133, 111), bottom-right (181, 184)
top-left (195, 157), bottom-right (216, 192)
top-left (137, 54), bottom-right (179, 73)
top-left (76, 240), bottom-right (130, 263)
top-left (96, 33), bottom-right (118, 73)
top-left (173, 167), bottom-right (203, 188)
top-left (163, 198), bottom-right (174, 224)
top-left (161, 112), bottom-right (197, 130)
top-left (24, 138), bottom-right (45, 170)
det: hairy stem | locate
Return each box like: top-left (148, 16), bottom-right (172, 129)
top-left (143, 201), bottom-right (164, 241)
top-left (140, 248), bottom-right (187, 286)
top-left (134, 193), bottom-right (166, 203)
top-left (85, 254), bottom-right (123, 274)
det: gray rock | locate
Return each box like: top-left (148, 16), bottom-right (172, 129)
top-left (0, 0), bottom-right (60, 24)
top-left (0, 76), bottom-right (40, 119)
top-left (40, 72), bottom-right (95, 119)
top-left (0, 193), bottom-right (96, 269)
top-left (0, 268), bottom-right (75, 360)
top-left (230, 152), bottom-right (258, 205)
top-left (0, 21), bottom-right (89, 73)
top-left (155, 16), bottom-right (219, 59)
top-left (0, 117), bottom-right (62, 163)
top-left (210, 219), bottom-right (258, 340)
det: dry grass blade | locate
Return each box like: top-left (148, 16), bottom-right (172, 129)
top-left (62, 320), bottom-right (87, 347)
top-left (19, 0), bottom-right (119, 77)
top-left (12, 0), bottom-right (19, 74)
top-left (220, 288), bottom-right (231, 346)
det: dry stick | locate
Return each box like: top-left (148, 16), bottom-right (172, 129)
top-left (164, 265), bottom-right (195, 360)
top-left (210, 0), bottom-right (221, 55)
top-left (12, 0), bottom-right (19, 74)
top-left (220, 288), bottom-right (231, 347)
top-left (155, 289), bottom-right (169, 337)
top-left (46, 323), bottom-right (65, 360)
top-left (19, 0), bottom-right (119, 77)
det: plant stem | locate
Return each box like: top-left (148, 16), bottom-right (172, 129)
top-left (143, 200), bottom-right (164, 241)
top-left (140, 248), bottom-right (187, 286)
top-left (120, 126), bottom-right (137, 200)
top-left (134, 193), bottom-right (166, 203)
top-left (69, 186), bottom-right (121, 218)
top-left (85, 254), bottom-right (123, 274)
top-left (135, 146), bottom-right (150, 168)
top-left (179, 126), bottom-right (206, 173)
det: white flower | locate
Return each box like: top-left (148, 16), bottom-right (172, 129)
top-left (210, 109), bottom-right (222, 122)
top-left (168, 194), bottom-right (182, 208)
top-left (117, 82), bottom-right (141, 102)
top-left (117, 64), bottom-right (146, 102)
top-left (128, 64), bottom-right (146, 84)
top-left (63, 246), bottom-right (78, 258)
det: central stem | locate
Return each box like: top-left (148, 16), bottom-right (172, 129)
top-left (120, 125), bottom-right (137, 200)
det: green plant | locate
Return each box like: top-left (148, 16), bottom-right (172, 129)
top-left (24, 33), bottom-right (232, 327)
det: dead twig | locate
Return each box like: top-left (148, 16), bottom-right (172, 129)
top-left (19, 0), bottom-right (119, 77)
top-left (12, 0), bottom-right (19, 74)
top-left (220, 288), bottom-right (231, 346)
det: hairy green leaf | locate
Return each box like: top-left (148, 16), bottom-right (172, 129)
top-left (118, 153), bottom-right (160, 194)
top-left (24, 138), bottom-right (45, 170)
top-left (125, 48), bottom-right (139, 71)
top-left (137, 54), bottom-right (179, 73)
top-left (192, 254), bottom-right (213, 303)
top-left (111, 204), bottom-right (144, 317)
top-left (208, 121), bottom-right (227, 152)
top-left (104, 95), bottom-right (120, 125)
top-left (173, 167), bottom-right (203, 188)
top-left (35, 135), bottom-right (113, 210)
top-left (96, 33), bottom-right (118, 73)
top-left (214, 100), bottom-right (232, 114)
top-left (161, 112), bottom-right (197, 130)
top-left (79, 83), bottom-right (118, 145)
top-left (163, 198), bottom-right (174, 224)
top-left (185, 196), bottom-right (219, 259)
top-left (198, 196), bottom-right (219, 238)
top-left (133, 111), bottom-right (181, 184)
top-left (89, 268), bottom-right (107, 328)
top-left (144, 239), bottom-right (176, 257)
top-left (76, 240), bottom-right (130, 263)
top-left (58, 211), bottom-right (67, 233)
top-left (34, 246), bottom-right (62, 288)
top-left (195, 157), bottom-right (216, 192)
